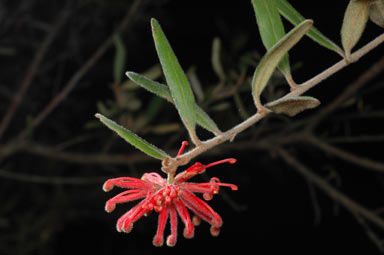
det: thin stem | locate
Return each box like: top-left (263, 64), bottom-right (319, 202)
top-left (0, 9), bottom-right (70, 139)
top-left (305, 54), bottom-right (384, 131)
top-left (306, 135), bottom-right (384, 172)
top-left (165, 33), bottom-right (384, 171)
top-left (275, 146), bottom-right (384, 232)
top-left (0, 168), bottom-right (106, 185)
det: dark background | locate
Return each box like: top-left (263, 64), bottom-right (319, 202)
top-left (1, 0), bottom-right (384, 254)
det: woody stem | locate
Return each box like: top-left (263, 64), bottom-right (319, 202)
top-left (166, 32), bottom-right (384, 170)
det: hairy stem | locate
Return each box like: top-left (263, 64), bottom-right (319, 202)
top-left (164, 33), bottom-right (384, 171)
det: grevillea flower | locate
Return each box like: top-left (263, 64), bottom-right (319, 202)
top-left (103, 142), bottom-right (238, 247)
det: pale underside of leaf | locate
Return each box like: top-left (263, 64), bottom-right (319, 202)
top-left (252, 19), bottom-right (313, 110)
top-left (126, 72), bottom-right (222, 135)
top-left (95, 113), bottom-right (169, 160)
top-left (275, 0), bottom-right (344, 57)
top-left (265, 96), bottom-right (320, 116)
top-left (341, 0), bottom-right (370, 60)
top-left (370, 0), bottom-right (384, 28)
top-left (151, 18), bottom-right (198, 144)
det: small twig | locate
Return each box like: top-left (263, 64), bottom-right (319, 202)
top-left (0, 8), bottom-right (70, 139)
top-left (164, 33), bottom-right (384, 172)
top-left (327, 134), bottom-right (384, 144)
top-left (353, 213), bottom-right (384, 252)
top-left (289, 33), bottom-right (384, 97)
top-left (306, 135), bottom-right (384, 172)
top-left (1, 140), bottom-right (268, 168)
top-left (306, 181), bottom-right (322, 225)
top-left (0, 168), bottom-right (107, 185)
top-left (332, 110), bottom-right (384, 120)
top-left (21, 142), bottom-right (157, 166)
top-left (212, 71), bottom-right (246, 101)
top-left (274, 146), bottom-right (384, 232)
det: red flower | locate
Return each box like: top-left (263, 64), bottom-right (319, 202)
top-left (103, 142), bottom-right (238, 247)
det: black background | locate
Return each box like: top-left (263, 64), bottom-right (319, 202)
top-left (1, 0), bottom-right (384, 254)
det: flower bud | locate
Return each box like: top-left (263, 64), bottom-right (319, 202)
top-left (105, 202), bottom-right (115, 213)
top-left (210, 226), bottom-right (220, 237)
top-left (166, 234), bottom-right (177, 247)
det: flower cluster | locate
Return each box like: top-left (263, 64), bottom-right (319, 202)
top-left (103, 143), bottom-right (238, 247)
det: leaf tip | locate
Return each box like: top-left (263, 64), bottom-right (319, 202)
top-left (151, 18), bottom-right (159, 30)
top-left (95, 113), bottom-right (102, 119)
top-left (302, 19), bottom-right (314, 30)
top-left (125, 71), bottom-right (134, 78)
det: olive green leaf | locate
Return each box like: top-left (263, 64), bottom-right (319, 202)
top-left (151, 18), bottom-right (199, 144)
top-left (275, 0), bottom-right (344, 57)
top-left (341, 0), bottom-right (371, 60)
top-left (95, 113), bottom-right (170, 160)
top-left (369, 0), bottom-right (384, 28)
top-left (252, 20), bottom-right (313, 111)
top-left (126, 72), bottom-right (172, 101)
top-left (113, 34), bottom-right (126, 84)
top-left (211, 37), bottom-right (226, 82)
top-left (265, 96), bottom-right (320, 116)
top-left (251, 0), bottom-right (292, 81)
top-left (126, 71), bottom-right (222, 135)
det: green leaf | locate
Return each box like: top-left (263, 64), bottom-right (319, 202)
top-left (265, 96), bottom-right (320, 116)
top-left (194, 105), bottom-right (222, 135)
top-left (95, 113), bottom-right (169, 160)
top-left (113, 34), bottom-right (126, 84)
top-left (126, 71), bottom-right (172, 101)
top-left (126, 71), bottom-right (222, 135)
top-left (252, 19), bottom-right (313, 110)
top-left (275, 0), bottom-right (344, 57)
top-left (341, 0), bottom-right (370, 60)
top-left (151, 18), bottom-right (198, 144)
top-left (251, 0), bottom-right (291, 77)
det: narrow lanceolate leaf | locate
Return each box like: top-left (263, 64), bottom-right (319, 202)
top-left (265, 96), bottom-right (320, 116)
top-left (252, 20), bottom-right (313, 111)
top-left (370, 0), bottom-right (384, 28)
top-left (211, 38), bottom-right (226, 81)
top-left (151, 18), bottom-right (198, 144)
top-left (113, 34), bottom-right (126, 84)
top-left (251, 0), bottom-right (291, 78)
top-left (341, 0), bottom-right (370, 60)
top-left (127, 72), bottom-right (172, 101)
top-left (275, 0), bottom-right (344, 57)
top-left (126, 72), bottom-right (222, 135)
top-left (95, 113), bottom-right (169, 160)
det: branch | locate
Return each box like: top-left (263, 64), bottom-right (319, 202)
top-left (306, 54), bottom-right (384, 131)
top-left (274, 146), bottom-right (384, 232)
top-left (0, 168), bottom-right (106, 185)
top-left (21, 143), bottom-right (156, 166)
top-left (353, 213), bottom-right (384, 252)
top-left (20, 0), bottom-right (143, 137)
top-left (306, 135), bottom-right (384, 172)
top-left (163, 33), bottom-right (384, 172)
top-left (0, 8), bottom-right (70, 139)
top-left (327, 134), bottom-right (384, 144)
